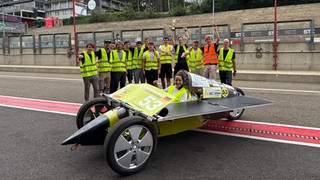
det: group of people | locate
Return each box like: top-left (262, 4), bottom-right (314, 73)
top-left (78, 25), bottom-right (237, 102)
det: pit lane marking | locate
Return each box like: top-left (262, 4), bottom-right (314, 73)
top-left (241, 87), bottom-right (320, 94)
top-left (0, 74), bottom-right (81, 81)
top-left (0, 74), bottom-right (320, 94)
top-left (0, 95), bottom-right (319, 148)
top-left (0, 95), bottom-right (80, 116)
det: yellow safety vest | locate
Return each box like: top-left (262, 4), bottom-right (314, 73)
top-left (144, 50), bottom-right (159, 70)
top-left (125, 50), bottom-right (133, 70)
top-left (175, 45), bottom-right (187, 63)
top-left (167, 85), bottom-right (188, 102)
top-left (160, 44), bottom-right (172, 64)
top-left (111, 50), bottom-right (126, 72)
top-left (80, 51), bottom-right (98, 77)
top-left (187, 48), bottom-right (203, 72)
top-left (97, 48), bottom-right (112, 72)
top-left (132, 47), bottom-right (144, 69)
top-left (218, 48), bottom-right (234, 71)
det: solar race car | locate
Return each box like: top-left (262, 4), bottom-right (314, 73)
top-left (62, 71), bottom-right (269, 176)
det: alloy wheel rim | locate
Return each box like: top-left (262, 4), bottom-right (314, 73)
top-left (113, 125), bottom-right (153, 170)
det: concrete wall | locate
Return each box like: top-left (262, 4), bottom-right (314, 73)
top-left (27, 3), bottom-right (320, 34)
top-left (0, 3), bottom-right (319, 70)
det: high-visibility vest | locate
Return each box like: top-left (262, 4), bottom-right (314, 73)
top-left (175, 45), bottom-right (187, 63)
top-left (167, 85), bottom-right (188, 102)
top-left (97, 48), bottom-right (112, 72)
top-left (111, 50), bottom-right (126, 72)
top-left (80, 51), bottom-right (98, 77)
top-left (218, 48), bottom-right (234, 71)
top-left (203, 44), bottom-right (218, 65)
top-left (132, 47), bottom-right (144, 69)
top-left (160, 44), bottom-right (172, 64)
top-left (125, 50), bottom-right (134, 70)
top-left (144, 50), bottom-right (159, 70)
top-left (187, 48), bottom-right (203, 72)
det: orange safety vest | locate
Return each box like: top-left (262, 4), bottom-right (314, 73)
top-left (203, 44), bottom-right (218, 65)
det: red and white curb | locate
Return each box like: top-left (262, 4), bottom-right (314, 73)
top-left (197, 120), bottom-right (320, 148)
top-left (0, 95), bottom-right (80, 116)
top-left (1, 95), bottom-right (319, 148)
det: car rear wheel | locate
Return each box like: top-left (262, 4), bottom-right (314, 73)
top-left (227, 87), bottom-right (245, 120)
top-left (104, 116), bottom-right (157, 176)
top-left (76, 97), bottom-right (112, 129)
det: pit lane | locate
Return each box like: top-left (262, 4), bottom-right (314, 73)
top-left (0, 72), bottom-right (320, 179)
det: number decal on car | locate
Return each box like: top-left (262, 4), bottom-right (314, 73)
top-left (138, 96), bottom-right (164, 111)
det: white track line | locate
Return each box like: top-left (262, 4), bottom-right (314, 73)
top-left (194, 129), bottom-right (320, 148)
top-left (0, 74), bottom-right (81, 81)
top-left (1, 74), bottom-right (320, 94)
top-left (241, 87), bottom-right (320, 94)
top-left (1, 95), bottom-right (319, 148)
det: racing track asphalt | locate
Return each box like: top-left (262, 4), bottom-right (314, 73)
top-left (0, 72), bottom-right (320, 179)
top-left (1, 107), bottom-right (320, 179)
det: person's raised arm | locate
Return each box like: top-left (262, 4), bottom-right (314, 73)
top-left (185, 28), bottom-right (190, 45)
top-left (213, 24), bottom-right (220, 44)
top-left (171, 30), bottom-right (176, 45)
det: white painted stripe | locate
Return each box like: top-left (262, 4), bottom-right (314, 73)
top-left (0, 74), bottom-right (82, 81)
top-left (1, 95), bottom-right (319, 148)
top-left (241, 87), bottom-right (320, 94)
top-left (1, 74), bottom-right (319, 94)
top-left (0, 104), bottom-right (77, 116)
top-left (194, 129), bottom-right (320, 148)
top-left (0, 95), bottom-right (82, 106)
top-left (236, 119), bottom-right (320, 131)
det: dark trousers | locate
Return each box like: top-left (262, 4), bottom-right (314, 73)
top-left (174, 62), bottom-right (189, 75)
top-left (145, 70), bottom-right (158, 85)
top-left (83, 75), bottom-right (99, 101)
top-left (127, 69), bottom-right (133, 83)
top-left (110, 71), bottom-right (126, 93)
top-left (219, 70), bottom-right (233, 86)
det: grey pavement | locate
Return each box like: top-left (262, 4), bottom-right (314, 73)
top-left (0, 64), bottom-right (319, 83)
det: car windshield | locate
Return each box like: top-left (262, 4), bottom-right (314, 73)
top-left (187, 72), bottom-right (219, 87)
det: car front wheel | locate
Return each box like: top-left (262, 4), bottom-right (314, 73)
top-left (104, 116), bottom-right (157, 176)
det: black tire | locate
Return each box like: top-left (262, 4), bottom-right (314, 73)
top-left (227, 87), bottom-right (245, 120)
top-left (76, 97), bottom-right (113, 129)
top-left (104, 116), bottom-right (157, 176)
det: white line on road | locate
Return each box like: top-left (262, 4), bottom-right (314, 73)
top-left (1, 74), bottom-right (320, 94)
top-left (194, 129), bottom-right (320, 148)
top-left (241, 87), bottom-right (320, 94)
top-left (0, 74), bottom-right (81, 81)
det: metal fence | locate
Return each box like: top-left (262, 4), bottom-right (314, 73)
top-left (239, 19), bottom-right (315, 51)
top-left (0, 20), bottom-right (318, 55)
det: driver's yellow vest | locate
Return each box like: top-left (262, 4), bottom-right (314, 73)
top-left (167, 85), bottom-right (187, 102)
top-left (132, 47), bottom-right (144, 69)
top-left (144, 51), bottom-right (159, 70)
top-left (218, 48), bottom-right (234, 71)
top-left (80, 51), bottom-right (98, 77)
top-left (111, 50), bottom-right (126, 72)
top-left (187, 48), bottom-right (203, 72)
top-left (97, 48), bottom-right (112, 72)
top-left (160, 44), bottom-right (172, 64)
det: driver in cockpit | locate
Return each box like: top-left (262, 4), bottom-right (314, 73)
top-left (165, 70), bottom-right (198, 102)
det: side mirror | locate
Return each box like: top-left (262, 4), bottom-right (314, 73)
top-left (158, 108), bottom-right (169, 117)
